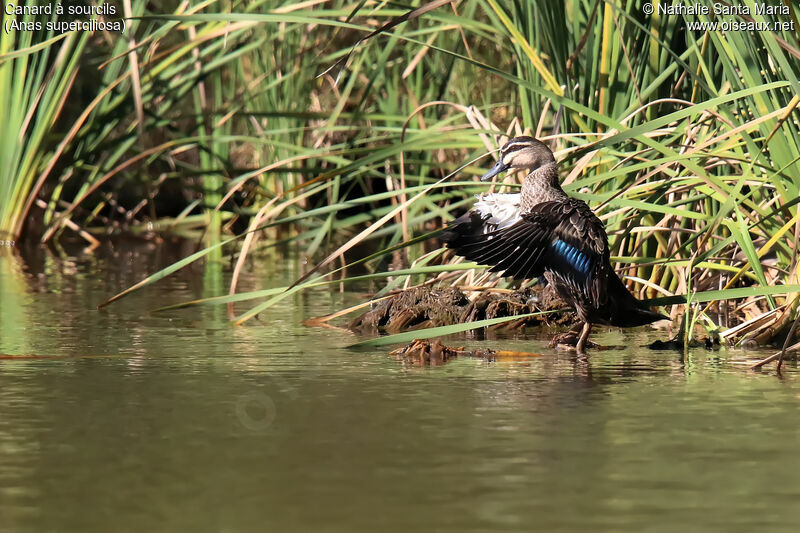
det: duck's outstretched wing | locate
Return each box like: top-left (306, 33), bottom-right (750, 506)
top-left (440, 193), bottom-right (521, 248)
top-left (446, 198), bottom-right (609, 302)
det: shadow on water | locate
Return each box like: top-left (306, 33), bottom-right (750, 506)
top-left (1, 241), bottom-right (799, 532)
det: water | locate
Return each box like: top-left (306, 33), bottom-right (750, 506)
top-left (1, 242), bottom-right (798, 532)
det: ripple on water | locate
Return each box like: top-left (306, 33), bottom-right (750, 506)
top-left (1, 246), bottom-right (799, 532)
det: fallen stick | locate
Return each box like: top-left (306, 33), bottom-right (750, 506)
top-left (750, 337), bottom-right (800, 371)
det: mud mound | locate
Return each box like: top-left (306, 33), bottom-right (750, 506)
top-left (349, 285), bottom-right (571, 333)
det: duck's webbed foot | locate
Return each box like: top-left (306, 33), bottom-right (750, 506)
top-left (549, 323), bottom-right (597, 355)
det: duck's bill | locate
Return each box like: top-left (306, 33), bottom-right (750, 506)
top-left (480, 160), bottom-right (508, 181)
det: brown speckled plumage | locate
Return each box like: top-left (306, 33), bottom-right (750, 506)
top-left (519, 162), bottom-right (567, 211)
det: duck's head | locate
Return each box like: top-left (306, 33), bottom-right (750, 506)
top-left (480, 136), bottom-right (555, 181)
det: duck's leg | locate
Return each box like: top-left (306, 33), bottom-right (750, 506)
top-left (551, 322), bottom-right (605, 354)
top-left (575, 322), bottom-right (592, 355)
top-left (549, 324), bottom-right (583, 348)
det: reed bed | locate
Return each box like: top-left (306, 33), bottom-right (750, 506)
top-left (3, 0), bottom-right (800, 349)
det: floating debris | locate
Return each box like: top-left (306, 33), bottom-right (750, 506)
top-left (390, 339), bottom-right (542, 366)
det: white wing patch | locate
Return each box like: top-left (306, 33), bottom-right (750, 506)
top-left (473, 193), bottom-right (521, 233)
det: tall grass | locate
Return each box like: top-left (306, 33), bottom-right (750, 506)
top-left (0, 10), bottom-right (89, 239)
top-left (4, 0), bottom-right (800, 346)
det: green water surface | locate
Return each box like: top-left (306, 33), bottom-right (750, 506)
top-left (0, 243), bottom-right (798, 532)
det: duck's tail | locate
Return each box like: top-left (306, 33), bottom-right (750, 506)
top-left (607, 273), bottom-right (669, 327)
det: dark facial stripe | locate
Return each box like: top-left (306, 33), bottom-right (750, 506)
top-left (500, 136), bottom-right (539, 157)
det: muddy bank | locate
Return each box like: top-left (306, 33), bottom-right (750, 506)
top-left (349, 284), bottom-right (572, 333)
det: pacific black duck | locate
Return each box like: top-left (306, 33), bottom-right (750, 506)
top-left (442, 136), bottom-right (667, 354)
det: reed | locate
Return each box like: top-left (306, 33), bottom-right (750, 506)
top-left (0, 9), bottom-right (89, 239)
top-left (4, 1), bottom-right (799, 347)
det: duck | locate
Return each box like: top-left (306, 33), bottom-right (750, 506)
top-left (441, 136), bottom-right (668, 354)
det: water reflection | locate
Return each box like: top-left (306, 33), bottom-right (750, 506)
top-left (0, 243), bottom-right (798, 532)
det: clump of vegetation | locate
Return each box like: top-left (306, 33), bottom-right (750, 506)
top-left (348, 285), bottom-right (569, 333)
top-left (3, 1), bottom-right (799, 351)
